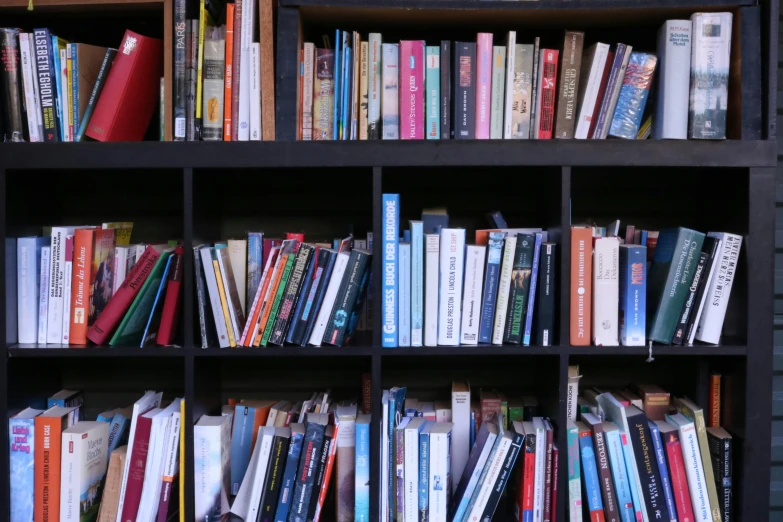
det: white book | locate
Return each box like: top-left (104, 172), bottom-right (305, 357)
top-left (230, 426), bottom-right (276, 521)
top-left (381, 43), bottom-right (399, 140)
top-left (336, 404), bottom-right (357, 522)
top-left (502, 31), bottom-right (517, 139)
top-left (250, 43), bottom-right (261, 141)
top-left (60, 421), bottom-right (110, 522)
top-left (410, 221), bottom-right (424, 346)
top-left (227, 239), bottom-right (248, 315)
top-left (309, 251), bottom-right (350, 346)
top-left (532, 417), bottom-right (547, 522)
top-left (450, 381), bottom-right (470, 494)
top-left (216, 245), bottom-right (241, 341)
top-left (460, 245), bottom-right (486, 345)
top-left (381, 390), bottom-right (390, 522)
top-left (592, 237), bottom-right (619, 346)
top-left (667, 414), bottom-right (712, 522)
top-left (368, 33), bottom-right (382, 137)
top-left (424, 233), bottom-right (439, 347)
top-left (689, 12), bottom-right (732, 140)
top-left (199, 246), bottom-right (230, 348)
top-left (47, 227), bottom-right (82, 344)
top-left (492, 235), bottom-right (517, 345)
top-left (38, 246), bottom-right (50, 343)
top-left (194, 414), bottom-right (231, 522)
top-left (687, 239), bottom-right (721, 345)
top-left (27, 34), bottom-right (44, 140)
top-left (19, 34), bottom-right (41, 142)
top-left (302, 42), bottom-right (315, 140)
top-left (575, 43), bottom-right (610, 139)
top-left (238, 0), bottom-right (255, 141)
top-left (465, 431), bottom-right (514, 522)
top-left (116, 391), bottom-right (163, 522)
top-left (17, 237), bottom-right (46, 343)
top-left (114, 246), bottom-right (131, 295)
top-left (437, 228), bottom-right (466, 346)
top-left (157, 410), bottom-right (181, 522)
top-left (695, 232), bottom-right (742, 344)
top-left (404, 418), bottom-right (426, 522)
top-left (428, 423), bottom-right (453, 522)
top-left (398, 242), bottom-right (411, 347)
top-left (653, 20), bottom-right (692, 139)
top-left (61, 235), bottom-right (73, 344)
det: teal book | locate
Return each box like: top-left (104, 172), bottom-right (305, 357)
top-left (566, 420), bottom-right (583, 522)
top-left (425, 46), bottom-right (440, 139)
top-left (605, 423), bottom-right (635, 522)
top-left (139, 253), bottom-right (174, 347)
top-left (490, 45), bottom-right (506, 139)
top-left (10, 408), bottom-right (43, 522)
top-left (106, 408), bottom-right (130, 453)
top-left (109, 249), bottom-right (174, 346)
top-left (355, 414), bottom-right (371, 522)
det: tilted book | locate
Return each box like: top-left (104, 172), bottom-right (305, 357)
top-left (688, 12), bottom-right (732, 139)
top-left (672, 249), bottom-right (708, 345)
top-left (695, 232), bottom-right (742, 344)
top-left (648, 421), bottom-right (678, 522)
top-left (593, 43), bottom-right (632, 139)
top-left (608, 52), bottom-right (657, 140)
top-left (492, 235), bottom-right (516, 345)
top-left (685, 237), bottom-right (721, 345)
top-left (566, 421), bottom-right (583, 522)
top-left (626, 407), bottom-right (670, 522)
top-left (657, 421), bottom-right (696, 522)
top-left (667, 414), bottom-right (712, 522)
top-left (574, 43), bottom-right (610, 139)
top-left (582, 414), bottom-right (619, 522)
top-left (603, 423), bottom-right (635, 522)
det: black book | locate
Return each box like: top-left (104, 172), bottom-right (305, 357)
top-left (453, 42), bottom-right (476, 139)
top-left (299, 249), bottom-right (338, 346)
top-left (626, 406), bottom-right (670, 522)
top-left (450, 416), bottom-right (499, 519)
top-left (33, 28), bottom-right (60, 142)
top-left (343, 258), bottom-right (372, 344)
top-left (1, 28), bottom-right (25, 142)
top-left (286, 246), bottom-right (322, 345)
top-left (479, 427), bottom-right (524, 522)
top-left (174, 0), bottom-right (187, 140)
top-left (536, 243), bottom-right (557, 346)
top-left (258, 427), bottom-right (292, 522)
top-left (324, 249), bottom-right (371, 347)
top-left (672, 250), bottom-right (709, 345)
top-left (504, 233), bottom-right (536, 344)
top-left (440, 40), bottom-right (451, 139)
top-left (707, 427), bottom-right (733, 522)
top-left (186, 20), bottom-right (198, 141)
top-left (268, 243), bottom-right (315, 345)
top-left (193, 246), bottom-right (218, 349)
top-left (683, 236), bottom-right (722, 345)
top-left (305, 423), bottom-right (334, 522)
top-left (290, 414), bottom-right (328, 522)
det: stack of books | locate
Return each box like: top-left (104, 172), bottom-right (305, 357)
top-left (7, 223), bottom-right (185, 347)
top-left (8, 389), bottom-right (183, 522)
top-left (382, 194), bottom-right (557, 348)
top-left (569, 224), bottom-right (742, 347)
top-left (300, 14), bottom-right (733, 141)
top-left (194, 233), bottom-right (372, 348)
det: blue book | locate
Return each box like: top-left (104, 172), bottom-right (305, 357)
top-left (451, 419), bottom-right (498, 522)
top-left (140, 254), bottom-right (174, 347)
top-left (403, 229), bottom-right (411, 243)
top-left (469, 410), bottom-right (475, 449)
top-left (230, 404), bottom-right (257, 495)
top-left (605, 424), bottom-right (636, 522)
top-left (649, 421), bottom-right (678, 522)
top-left (478, 231), bottom-right (504, 343)
top-left (425, 46), bottom-right (440, 139)
top-left (96, 410), bottom-right (115, 423)
top-left (619, 245), bottom-right (647, 346)
top-left (398, 242), bottom-right (411, 347)
top-left (9, 408), bottom-right (42, 522)
top-left (333, 30), bottom-right (341, 140)
top-left (418, 421), bottom-right (432, 522)
top-left (6, 238), bottom-right (17, 345)
top-left (608, 52), bottom-right (658, 139)
top-left (247, 232), bottom-right (263, 307)
top-left (355, 414), bottom-right (371, 522)
top-left (274, 423), bottom-right (306, 522)
top-left (382, 194), bottom-right (400, 347)
top-left (522, 233), bottom-right (542, 346)
top-left (70, 44), bottom-right (79, 133)
top-left (578, 423), bottom-right (605, 521)
top-left (106, 409), bottom-right (129, 453)
top-left (341, 45), bottom-right (352, 140)
top-left (409, 221), bottom-right (424, 346)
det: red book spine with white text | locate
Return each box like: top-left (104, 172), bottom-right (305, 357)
top-left (399, 40), bottom-right (425, 140)
top-left (120, 414), bottom-right (153, 522)
top-left (223, 3), bottom-right (234, 141)
top-left (543, 423), bottom-right (554, 522)
top-left (85, 31), bottom-right (163, 142)
top-left (87, 246), bottom-right (161, 344)
top-left (474, 33), bottom-right (493, 139)
top-left (536, 49), bottom-right (559, 140)
top-left (313, 423), bottom-right (339, 522)
top-left (517, 433), bottom-right (536, 521)
top-left (69, 229), bottom-right (94, 344)
top-left (156, 246), bottom-right (184, 346)
top-left (664, 431), bottom-right (695, 522)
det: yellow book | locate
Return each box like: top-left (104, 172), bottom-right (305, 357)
top-left (102, 222), bottom-right (134, 245)
top-left (66, 45), bottom-right (74, 140)
top-left (212, 252), bottom-right (236, 347)
top-left (196, 0), bottom-right (209, 124)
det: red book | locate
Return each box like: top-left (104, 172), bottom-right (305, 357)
top-left (550, 443), bottom-right (559, 522)
top-left (156, 246), bottom-right (184, 346)
top-left (87, 245), bottom-right (161, 344)
top-left (543, 420), bottom-right (554, 522)
top-left (230, 0), bottom-right (243, 141)
top-left (223, 2), bottom-right (234, 141)
top-left (285, 232), bottom-right (305, 242)
top-left (120, 411), bottom-right (155, 522)
top-left (708, 374), bottom-right (721, 427)
top-left (664, 428), bottom-right (695, 522)
top-left (85, 31), bottom-right (163, 142)
top-left (519, 425), bottom-right (536, 522)
top-left (69, 229), bottom-right (94, 345)
top-left (588, 50), bottom-right (614, 139)
top-left (536, 49), bottom-right (559, 140)
top-left (261, 238), bottom-right (282, 269)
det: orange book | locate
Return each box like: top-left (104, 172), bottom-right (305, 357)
top-left (223, 3), bottom-right (234, 141)
top-left (242, 247), bottom-right (281, 346)
top-left (241, 399), bottom-right (275, 452)
top-left (252, 253), bottom-right (290, 346)
top-left (69, 229), bottom-right (95, 345)
top-left (708, 374), bottom-right (721, 427)
top-left (570, 226), bottom-right (593, 345)
top-left (34, 407), bottom-right (75, 522)
top-left (313, 423), bottom-right (339, 521)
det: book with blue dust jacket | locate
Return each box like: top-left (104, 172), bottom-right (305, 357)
top-left (619, 245), bottom-right (647, 346)
top-left (382, 194), bottom-right (400, 347)
top-left (608, 52), bottom-right (657, 139)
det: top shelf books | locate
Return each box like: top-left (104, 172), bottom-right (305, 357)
top-left (282, 0), bottom-right (756, 9)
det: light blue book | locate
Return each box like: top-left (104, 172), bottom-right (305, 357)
top-left (649, 420), bottom-right (678, 522)
top-left (106, 409), bottom-right (129, 453)
top-left (425, 46), bottom-right (440, 139)
top-left (522, 232), bottom-right (543, 346)
top-left (247, 232), bottom-right (263, 307)
top-left (230, 404), bottom-right (257, 495)
top-left (355, 414), bottom-right (371, 522)
top-left (341, 45), bottom-right (352, 140)
top-left (275, 423), bottom-right (306, 522)
top-left (398, 242), bottom-right (411, 347)
top-left (6, 238), bottom-right (16, 345)
top-left (478, 232), bottom-right (504, 343)
top-left (140, 254), bottom-right (174, 347)
top-left (418, 421), bottom-right (432, 522)
top-left (9, 408), bottom-right (42, 522)
top-left (619, 245), bottom-right (647, 346)
top-left (70, 43), bottom-right (79, 133)
top-left (16, 237), bottom-right (47, 343)
top-left (96, 409), bottom-right (115, 423)
top-left (578, 424), bottom-right (605, 520)
top-left (605, 424), bottom-right (636, 522)
top-left (409, 221), bottom-right (424, 346)
top-left (333, 30), bottom-right (341, 140)
top-left (382, 194), bottom-right (400, 347)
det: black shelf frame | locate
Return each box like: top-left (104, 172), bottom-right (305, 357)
top-left (0, 1), bottom-right (777, 522)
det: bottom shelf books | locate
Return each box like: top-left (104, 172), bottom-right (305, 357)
top-left (195, 390), bottom-right (371, 522)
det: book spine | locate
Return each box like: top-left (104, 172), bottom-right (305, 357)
top-left (426, 46), bottom-right (440, 139)
top-left (260, 255), bottom-right (294, 346)
top-left (186, 20), bottom-right (197, 140)
top-left (355, 421), bottom-right (371, 522)
top-left (403, 426), bottom-right (420, 522)
top-left (299, 43), bottom-right (314, 140)
top-left (672, 250), bottom-right (707, 344)
top-left (71, 44), bottom-right (80, 139)
top-left (410, 223), bottom-right (424, 346)
top-left (608, 52), bottom-right (657, 139)
top-left (120, 416), bottom-right (153, 522)
top-left (270, 245), bottom-right (314, 345)
top-left (0, 29), bottom-right (25, 142)
top-left (228, 0), bottom-right (242, 140)
top-left (395, 427), bottom-right (405, 522)
top-left (199, 247), bottom-right (229, 347)
top-left (19, 34), bottom-right (39, 142)
top-left (201, 39), bottom-right (225, 140)
top-left (589, 423), bottom-right (618, 522)
top-left (649, 422), bottom-right (678, 522)
top-left (690, 410), bottom-right (722, 522)
top-left (522, 234), bottom-right (542, 346)
top-left (296, 251), bottom-right (333, 345)
top-left (173, 0), bottom-right (187, 139)
top-left (652, 20), bottom-right (691, 139)
top-left (382, 194), bottom-right (400, 347)
top-left (307, 427), bottom-right (333, 522)
top-left (628, 414), bottom-right (669, 522)
top-left (440, 40), bottom-right (450, 139)
top-left (510, 43), bottom-right (534, 139)
top-left (437, 229), bottom-right (466, 346)
top-left (685, 238), bottom-right (721, 345)
top-left (424, 234), bottom-right (439, 346)
top-left (489, 46), bottom-right (506, 139)
top-left (676, 422), bottom-right (712, 522)
top-left (453, 42), bottom-right (476, 139)
top-left (474, 33), bottom-right (493, 139)
top-left (574, 44), bottom-right (608, 139)
top-left (543, 426), bottom-right (555, 522)
top-left (274, 431), bottom-right (304, 522)
top-left (603, 430), bottom-right (634, 522)
top-left (536, 243), bottom-right (556, 346)
top-left (51, 38), bottom-right (64, 141)
top-left (460, 245), bottom-right (486, 345)
top-left (688, 13), bottom-right (732, 139)
top-left (708, 375), bottom-right (721, 427)
top-left (502, 32), bottom-right (516, 139)
top-left (359, 41), bottom-right (369, 140)
top-left (696, 233), bottom-right (742, 344)
top-left (429, 432), bottom-right (451, 522)
top-left (61, 236), bottom-right (73, 343)
top-left (567, 425), bottom-right (583, 522)
top-left (216, 246), bottom-right (243, 338)
top-left (492, 235), bottom-right (516, 345)
top-left (46, 229), bottom-right (69, 343)
top-left (65, 46), bottom-right (74, 140)
top-left (398, 243), bottom-right (411, 347)
top-left (307, 252), bottom-right (346, 346)
top-left (550, 444), bottom-right (559, 522)
top-left (529, 38), bottom-right (540, 138)
top-left (595, 45), bottom-right (632, 139)
top-left (9, 417), bottom-right (35, 522)
top-left (340, 40), bottom-right (351, 140)
top-left (75, 48), bottom-right (116, 142)
top-left (37, 247), bottom-right (50, 343)
top-left (570, 227), bottom-right (593, 345)
top-left (381, 44), bottom-right (399, 139)
top-left (236, 0), bottom-right (253, 140)
top-left (16, 239), bottom-right (34, 343)
top-left (554, 31), bottom-right (584, 139)
top-left (592, 237), bottom-right (620, 346)
top-left (291, 425), bottom-right (326, 522)
top-left (504, 234), bottom-right (536, 344)
top-left (312, 49), bottom-right (335, 140)
top-left (664, 430), bottom-right (695, 522)
top-left (399, 41), bottom-right (424, 140)
top-left (478, 232), bottom-right (503, 344)
top-left (520, 434), bottom-right (536, 522)
top-left (33, 29), bottom-right (59, 141)
top-left (367, 34), bottom-right (381, 139)
top-left (250, 43), bottom-right (261, 140)
top-left (578, 428), bottom-right (605, 522)
top-left (285, 248), bottom-right (318, 345)
top-left (619, 246), bottom-right (647, 346)
top-left (327, 251), bottom-right (371, 347)
top-left (536, 49), bottom-right (558, 140)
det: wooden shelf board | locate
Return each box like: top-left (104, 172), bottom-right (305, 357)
top-left (282, 0), bottom-right (752, 10)
top-left (0, 0), bottom-right (162, 8)
top-left (8, 345), bottom-right (184, 356)
top-left (194, 346), bottom-right (374, 356)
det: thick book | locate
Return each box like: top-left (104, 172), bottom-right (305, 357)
top-left (535, 49), bottom-right (558, 139)
top-left (554, 31), bottom-right (584, 139)
top-left (689, 13), bottom-right (732, 139)
top-left (685, 236), bottom-right (721, 345)
top-left (460, 245), bottom-right (486, 345)
top-left (35, 406), bottom-right (78, 522)
top-left (367, 33), bottom-right (382, 139)
top-left (474, 33), bottom-right (493, 139)
top-left (19, 33), bottom-right (42, 142)
top-left (1, 29), bottom-right (25, 142)
top-left (453, 42), bottom-right (476, 139)
top-left (593, 43), bottom-right (632, 139)
top-left (96, 446), bottom-right (127, 522)
top-left (269, 244), bottom-right (315, 345)
top-left (522, 233), bottom-right (542, 346)
top-left (619, 245), bottom-right (646, 346)
top-left (574, 42), bottom-right (610, 139)
top-left (75, 47), bottom-right (117, 142)
top-left (400, 41), bottom-right (425, 140)
top-left (10, 408), bottom-right (41, 522)
top-left (60, 422), bottom-right (110, 522)
top-left (86, 31), bottom-right (162, 141)
top-left (478, 231), bottom-right (503, 344)
top-left (47, 226), bottom-right (81, 344)
top-left (295, 248), bottom-right (338, 346)
top-left (382, 194), bottom-right (400, 346)
top-left (437, 228), bottom-right (466, 345)
top-left (695, 232), bottom-right (742, 344)
top-left (536, 243), bottom-right (556, 346)
top-left (17, 237), bottom-right (48, 344)
top-left (509, 43), bottom-right (535, 139)
top-left (492, 234), bottom-right (516, 345)
top-left (440, 40), bottom-right (451, 139)
top-left (593, 237), bottom-right (620, 346)
top-left (504, 233), bottom-right (536, 344)
top-left (119, 409), bottom-right (160, 522)
top-left (677, 398), bottom-right (722, 522)
top-left (653, 20), bottom-right (692, 139)
top-left (608, 52), bottom-right (657, 139)
top-left (32, 29), bottom-right (60, 142)
top-left (325, 248), bottom-right (371, 347)
top-left (173, 0), bottom-right (187, 139)
top-left (582, 414), bottom-right (620, 522)
top-left (426, 46), bottom-right (440, 139)
top-left (289, 415), bottom-right (328, 522)
top-left (284, 245), bottom-right (320, 343)
top-left (198, 246), bottom-right (229, 347)
top-left (381, 44), bottom-right (399, 139)
top-left (626, 406), bottom-right (670, 522)
top-left (474, 427), bottom-right (524, 522)
top-left (570, 226), bottom-right (593, 345)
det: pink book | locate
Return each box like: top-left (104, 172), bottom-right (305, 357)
top-left (475, 33), bottom-right (493, 139)
top-left (399, 40), bottom-right (425, 140)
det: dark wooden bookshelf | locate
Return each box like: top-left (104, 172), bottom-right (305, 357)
top-left (0, 0), bottom-right (777, 520)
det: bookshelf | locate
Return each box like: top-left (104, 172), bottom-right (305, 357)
top-left (0, 0), bottom-right (777, 522)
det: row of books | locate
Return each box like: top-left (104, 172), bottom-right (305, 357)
top-left (569, 372), bottom-right (731, 522)
top-left (569, 224), bottom-right (742, 347)
top-left (382, 195), bottom-right (557, 348)
top-left (1, 28), bottom-right (163, 142)
top-left (6, 223), bottom-right (185, 347)
top-left (300, 13), bottom-right (732, 142)
top-left (195, 392), bottom-right (371, 522)
top-left (194, 233), bottom-right (372, 348)
top-left (9, 389), bottom-right (182, 522)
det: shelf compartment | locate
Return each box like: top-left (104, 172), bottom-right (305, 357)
top-left (380, 345), bottom-right (560, 356)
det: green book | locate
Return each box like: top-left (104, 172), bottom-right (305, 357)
top-left (566, 420), bottom-right (582, 521)
top-left (109, 249), bottom-right (174, 346)
top-left (503, 233), bottom-right (536, 344)
top-left (260, 254), bottom-right (295, 346)
top-left (646, 227), bottom-right (705, 344)
top-left (508, 398), bottom-right (524, 423)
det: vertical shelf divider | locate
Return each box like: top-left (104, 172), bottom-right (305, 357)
top-left (560, 166), bottom-right (571, 348)
top-left (371, 165), bottom-right (383, 521)
top-left (0, 165), bottom-right (8, 520)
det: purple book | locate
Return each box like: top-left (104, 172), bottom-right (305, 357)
top-left (474, 33), bottom-right (493, 139)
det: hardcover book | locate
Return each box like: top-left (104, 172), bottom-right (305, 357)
top-left (672, 249), bottom-right (708, 345)
top-left (453, 42), bottom-right (476, 139)
top-left (399, 41), bottom-right (425, 140)
top-left (554, 31), bottom-right (584, 139)
top-left (382, 194), bottom-right (400, 347)
top-left (1, 29), bottom-right (25, 142)
top-left (608, 52), bottom-right (657, 140)
top-left (685, 236), bottom-right (721, 345)
top-left (653, 20), bottom-right (692, 139)
top-left (689, 12), bottom-right (732, 139)
top-left (382, 44), bottom-right (399, 139)
top-left (619, 245), bottom-right (646, 346)
top-left (60, 421), bottom-right (110, 522)
top-left (474, 33), bottom-right (493, 139)
top-left (75, 48), bottom-right (117, 142)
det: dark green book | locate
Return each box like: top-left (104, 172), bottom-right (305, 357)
top-left (260, 253), bottom-right (295, 346)
top-left (646, 227), bottom-right (705, 344)
top-left (268, 243), bottom-right (315, 346)
top-left (75, 48), bottom-right (117, 141)
top-left (324, 248), bottom-right (371, 347)
top-left (503, 233), bottom-right (536, 344)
